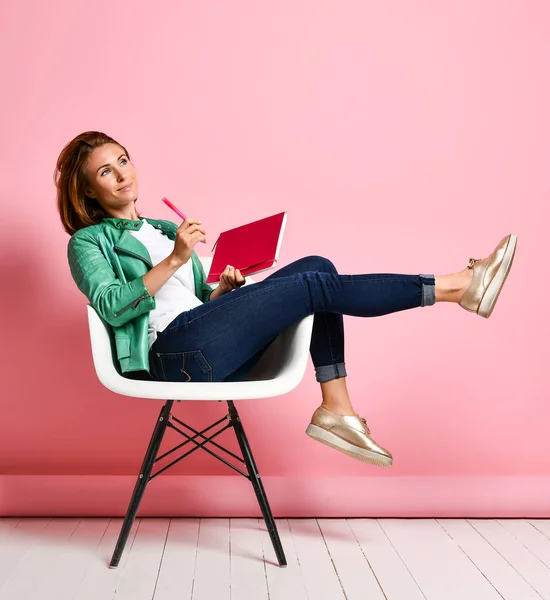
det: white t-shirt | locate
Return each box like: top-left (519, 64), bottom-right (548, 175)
top-left (129, 218), bottom-right (202, 348)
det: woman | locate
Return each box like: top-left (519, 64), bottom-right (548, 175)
top-left (56, 131), bottom-right (518, 468)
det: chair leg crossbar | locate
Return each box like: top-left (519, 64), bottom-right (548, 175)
top-left (109, 399), bottom-right (287, 569)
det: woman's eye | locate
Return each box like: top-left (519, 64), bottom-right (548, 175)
top-left (100, 158), bottom-right (127, 176)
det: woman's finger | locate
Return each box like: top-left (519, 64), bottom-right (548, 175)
top-left (231, 269), bottom-right (242, 288)
top-left (235, 269), bottom-right (246, 286)
top-left (219, 273), bottom-right (230, 291)
top-left (177, 218), bottom-right (201, 232)
top-left (219, 266), bottom-right (228, 290)
top-left (225, 265), bottom-right (235, 287)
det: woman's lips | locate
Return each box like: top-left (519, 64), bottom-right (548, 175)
top-left (118, 183), bottom-right (133, 192)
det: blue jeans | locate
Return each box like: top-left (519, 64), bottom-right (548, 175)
top-left (148, 256), bottom-right (436, 384)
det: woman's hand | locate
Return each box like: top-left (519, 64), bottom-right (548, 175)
top-left (218, 265), bottom-right (246, 294)
top-left (170, 219), bottom-right (207, 266)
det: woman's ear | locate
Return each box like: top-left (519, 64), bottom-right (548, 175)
top-left (85, 187), bottom-right (96, 198)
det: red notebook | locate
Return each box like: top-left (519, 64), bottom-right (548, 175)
top-left (206, 211), bottom-right (287, 284)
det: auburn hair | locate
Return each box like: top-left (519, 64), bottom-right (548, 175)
top-left (55, 131), bottom-right (135, 236)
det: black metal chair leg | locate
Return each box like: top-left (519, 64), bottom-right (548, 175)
top-left (109, 400), bottom-right (174, 568)
top-left (227, 400), bottom-right (287, 567)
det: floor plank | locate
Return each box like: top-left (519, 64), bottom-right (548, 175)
top-left (317, 519), bottom-right (386, 600)
top-left (229, 518), bottom-right (269, 600)
top-left (191, 518), bottom-right (230, 600)
top-left (379, 518), bottom-right (503, 600)
top-left (31, 519), bottom-right (111, 600)
top-left (73, 517), bottom-right (140, 600)
top-left (0, 519), bottom-right (80, 600)
top-left (287, 519), bottom-right (347, 600)
top-left (348, 519), bottom-right (426, 600)
top-left (498, 519), bottom-right (550, 569)
top-left (529, 519), bottom-right (550, 540)
top-left (0, 519), bottom-right (50, 591)
top-left (438, 519), bottom-right (542, 600)
top-left (468, 519), bottom-right (550, 599)
top-left (260, 519), bottom-right (309, 600)
top-left (153, 518), bottom-right (200, 600)
top-left (0, 519), bottom-right (21, 542)
top-left (115, 518), bottom-right (170, 600)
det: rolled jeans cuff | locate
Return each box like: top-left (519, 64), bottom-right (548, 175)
top-left (315, 362), bottom-right (347, 383)
top-left (419, 274), bottom-right (436, 307)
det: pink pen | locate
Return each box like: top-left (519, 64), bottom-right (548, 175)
top-left (162, 197), bottom-right (187, 221)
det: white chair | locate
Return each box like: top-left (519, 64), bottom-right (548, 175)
top-left (86, 257), bottom-right (314, 568)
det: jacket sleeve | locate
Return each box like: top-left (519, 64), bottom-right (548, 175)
top-left (68, 232), bottom-right (156, 328)
top-left (202, 284), bottom-right (214, 303)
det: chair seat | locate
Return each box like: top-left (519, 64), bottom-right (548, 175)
top-left (86, 257), bottom-right (314, 401)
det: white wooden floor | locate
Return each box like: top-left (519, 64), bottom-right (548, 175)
top-left (0, 518), bottom-right (549, 599)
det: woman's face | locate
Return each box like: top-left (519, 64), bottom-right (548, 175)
top-left (85, 143), bottom-right (139, 216)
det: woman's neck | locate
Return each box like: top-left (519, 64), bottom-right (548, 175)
top-left (105, 208), bottom-right (140, 220)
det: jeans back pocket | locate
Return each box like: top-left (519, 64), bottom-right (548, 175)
top-left (154, 350), bottom-right (213, 382)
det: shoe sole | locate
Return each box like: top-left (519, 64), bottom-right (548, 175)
top-left (305, 424), bottom-right (393, 467)
top-left (478, 234), bottom-right (518, 318)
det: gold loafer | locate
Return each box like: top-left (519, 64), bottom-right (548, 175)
top-left (459, 233), bottom-right (518, 318)
top-left (306, 406), bottom-right (393, 467)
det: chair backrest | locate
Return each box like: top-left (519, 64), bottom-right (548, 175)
top-left (87, 304), bottom-right (125, 384)
top-left (86, 257), bottom-right (221, 380)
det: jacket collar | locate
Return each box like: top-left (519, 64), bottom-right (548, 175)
top-left (101, 216), bottom-right (179, 268)
top-left (102, 216), bottom-right (160, 268)
top-left (100, 215), bottom-right (145, 231)
top-left (114, 229), bottom-right (153, 268)
top-left (100, 215), bottom-right (176, 234)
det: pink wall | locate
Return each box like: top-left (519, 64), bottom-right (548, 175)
top-left (1, 1), bottom-right (548, 516)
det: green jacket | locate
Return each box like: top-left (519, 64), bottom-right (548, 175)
top-left (67, 216), bottom-right (214, 375)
